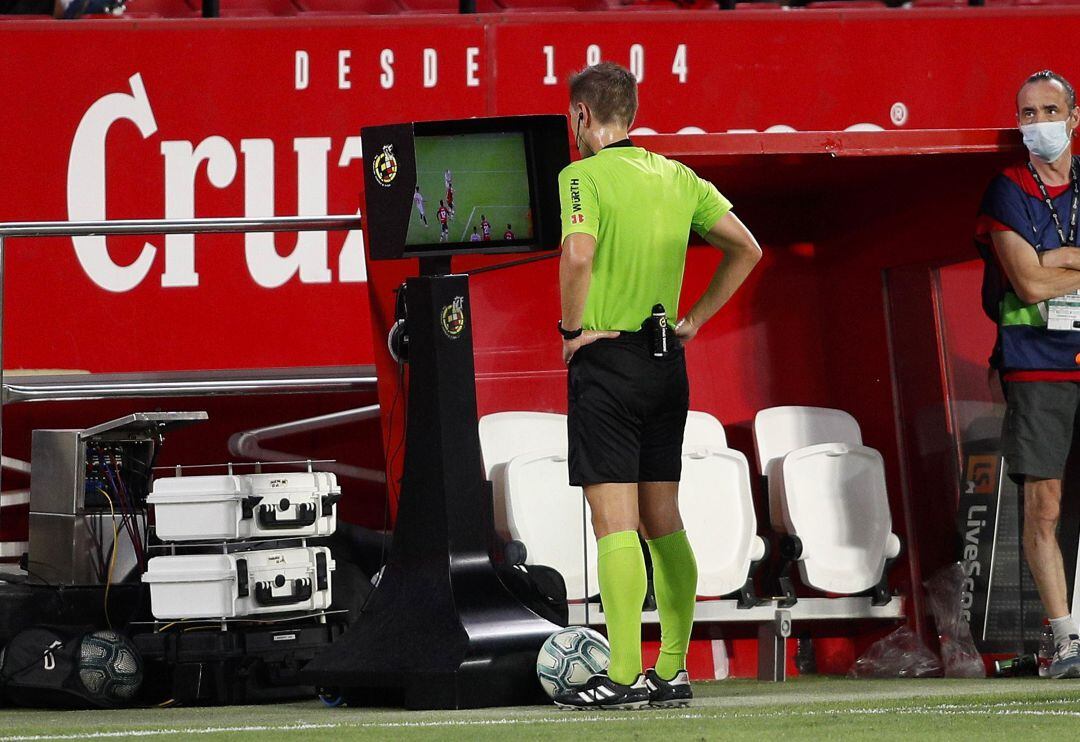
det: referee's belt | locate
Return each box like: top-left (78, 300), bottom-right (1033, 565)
top-left (614, 325), bottom-right (682, 355)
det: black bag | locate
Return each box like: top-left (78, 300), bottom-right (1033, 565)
top-left (0, 626), bottom-right (122, 709)
top-left (496, 563), bottom-right (569, 627)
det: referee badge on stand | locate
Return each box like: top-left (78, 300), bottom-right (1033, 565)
top-left (372, 144), bottom-right (398, 187)
top-left (440, 296), bottom-right (466, 339)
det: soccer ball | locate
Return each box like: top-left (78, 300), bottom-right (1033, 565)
top-left (78, 630), bottom-right (143, 705)
top-left (536, 626), bottom-right (610, 699)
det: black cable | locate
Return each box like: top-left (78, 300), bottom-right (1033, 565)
top-left (112, 452), bottom-right (143, 563)
top-left (357, 362), bottom-right (407, 615)
top-left (382, 363), bottom-right (409, 556)
top-left (105, 452), bottom-right (144, 569)
top-left (11, 561), bottom-right (57, 587)
top-left (100, 454), bottom-right (135, 551)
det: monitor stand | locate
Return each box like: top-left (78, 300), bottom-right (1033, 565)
top-left (302, 257), bottom-right (559, 710)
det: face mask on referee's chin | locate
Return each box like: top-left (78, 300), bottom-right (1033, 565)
top-left (1021, 120), bottom-right (1072, 163)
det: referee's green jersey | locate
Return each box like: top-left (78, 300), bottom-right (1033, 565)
top-left (558, 142), bottom-right (731, 332)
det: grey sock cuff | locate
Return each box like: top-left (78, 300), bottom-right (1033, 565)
top-left (1049, 615), bottom-right (1078, 645)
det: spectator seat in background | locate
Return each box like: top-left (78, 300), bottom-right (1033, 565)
top-left (291, 0), bottom-right (401, 13)
top-left (122, 0), bottom-right (199, 16)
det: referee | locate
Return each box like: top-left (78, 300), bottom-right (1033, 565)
top-left (553, 62), bottom-right (762, 710)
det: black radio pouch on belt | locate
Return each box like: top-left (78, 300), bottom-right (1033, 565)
top-left (644, 303), bottom-right (671, 358)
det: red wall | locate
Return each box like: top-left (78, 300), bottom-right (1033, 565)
top-left (0, 10), bottom-right (1069, 670)
top-left (2, 9), bottom-right (1079, 373)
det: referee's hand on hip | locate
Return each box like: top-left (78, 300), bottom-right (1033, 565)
top-left (675, 316), bottom-right (698, 343)
top-left (563, 331), bottom-right (620, 365)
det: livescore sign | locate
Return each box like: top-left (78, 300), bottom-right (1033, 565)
top-left (2, 12), bottom-right (1079, 373)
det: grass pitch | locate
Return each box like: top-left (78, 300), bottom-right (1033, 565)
top-left (406, 132), bottom-right (534, 247)
top-left (1, 677), bottom-right (1079, 741)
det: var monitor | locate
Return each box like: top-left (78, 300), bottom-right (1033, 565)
top-left (362, 115), bottom-right (570, 260)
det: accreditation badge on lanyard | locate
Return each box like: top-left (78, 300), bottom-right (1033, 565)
top-left (1030, 162), bottom-right (1080, 331)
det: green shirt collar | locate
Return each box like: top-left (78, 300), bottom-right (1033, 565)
top-left (601, 138), bottom-right (634, 151)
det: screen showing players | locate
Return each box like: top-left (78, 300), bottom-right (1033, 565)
top-left (404, 132), bottom-right (535, 248)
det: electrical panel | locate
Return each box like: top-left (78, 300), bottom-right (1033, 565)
top-left (27, 412), bottom-right (208, 585)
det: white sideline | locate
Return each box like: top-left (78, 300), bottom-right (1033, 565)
top-left (0, 724), bottom-right (339, 741)
top-left (459, 206), bottom-right (478, 242)
top-left (4, 699), bottom-right (1080, 740)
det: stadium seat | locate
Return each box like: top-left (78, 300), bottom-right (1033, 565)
top-left (478, 410), bottom-right (567, 539)
top-left (497, 0), bottom-right (595, 11)
top-left (480, 410), bottom-right (766, 604)
top-left (730, 1), bottom-right (786, 8)
top-left (398, 0), bottom-right (502, 12)
top-left (292, 0), bottom-right (401, 12)
top-left (478, 411), bottom-right (599, 602)
top-left (909, 0), bottom-right (1020, 5)
top-left (123, 0), bottom-right (199, 16)
top-left (753, 406), bottom-right (901, 603)
top-left (217, 0), bottom-right (301, 15)
top-left (680, 411), bottom-right (767, 602)
top-left (802, 1), bottom-right (888, 7)
top-left (602, 0), bottom-right (719, 9)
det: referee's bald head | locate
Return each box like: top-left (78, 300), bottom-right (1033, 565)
top-left (569, 62), bottom-right (638, 128)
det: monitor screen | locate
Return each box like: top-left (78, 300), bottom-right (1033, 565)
top-left (406, 132), bottom-right (535, 249)
top-left (361, 115), bottom-right (569, 261)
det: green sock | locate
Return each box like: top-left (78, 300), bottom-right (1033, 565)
top-left (647, 529), bottom-right (698, 681)
top-left (597, 530), bottom-right (646, 685)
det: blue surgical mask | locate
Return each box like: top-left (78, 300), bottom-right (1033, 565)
top-left (1021, 120), bottom-right (1072, 163)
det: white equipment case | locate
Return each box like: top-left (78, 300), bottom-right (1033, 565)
top-left (142, 546), bottom-right (335, 619)
top-left (148, 472), bottom-right (340, 541)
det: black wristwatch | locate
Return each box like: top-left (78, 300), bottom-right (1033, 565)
top-left (558, 321), bottom-right (583, 341)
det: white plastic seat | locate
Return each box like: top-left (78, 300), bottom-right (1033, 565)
top-left (502, 450), bottom-right (599, 601)
top-left (753, 406), bottom-right (901, 596)
top-left (681, 412), bottom-right (766, 598)
top-left (479, 412), bottom-right (598, 601)
top-left (753, 406), bottom-right (861, 532)
top-left (479, 411), bottom-right (572, 543)
top-left (481, 410), bottom-right (766, 603)
top-left (683, 410), bottom-right (728, 450)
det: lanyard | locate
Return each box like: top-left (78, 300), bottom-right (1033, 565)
top-left (1027, 160), bottom-right (1080, 246)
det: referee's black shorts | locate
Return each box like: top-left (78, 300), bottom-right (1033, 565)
top-left (567, 331), bottom-right (689, 487)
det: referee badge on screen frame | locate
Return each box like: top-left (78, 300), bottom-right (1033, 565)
top-left (372, 144), bottom-right (398, 187)
top-left (441, 296), bottom-right (466, 339)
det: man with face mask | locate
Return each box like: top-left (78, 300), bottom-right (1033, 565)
top-left (977, 69), bottom-right (1080, 678)
top-left (553, 62), bottom-right (761, 709)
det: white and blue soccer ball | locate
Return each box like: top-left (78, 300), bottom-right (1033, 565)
top-left (536, 626), bottom-right (610, 699)
top-left (78, 630), bottom-right (143, 705)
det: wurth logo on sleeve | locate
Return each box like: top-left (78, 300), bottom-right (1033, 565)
top-left (570, 214), bottom-right (585, 224)
top-left (570, 178), bottom-right (582, 213)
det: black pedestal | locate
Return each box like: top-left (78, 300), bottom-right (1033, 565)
top-left (302, 273), bottom-right (558, 709)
